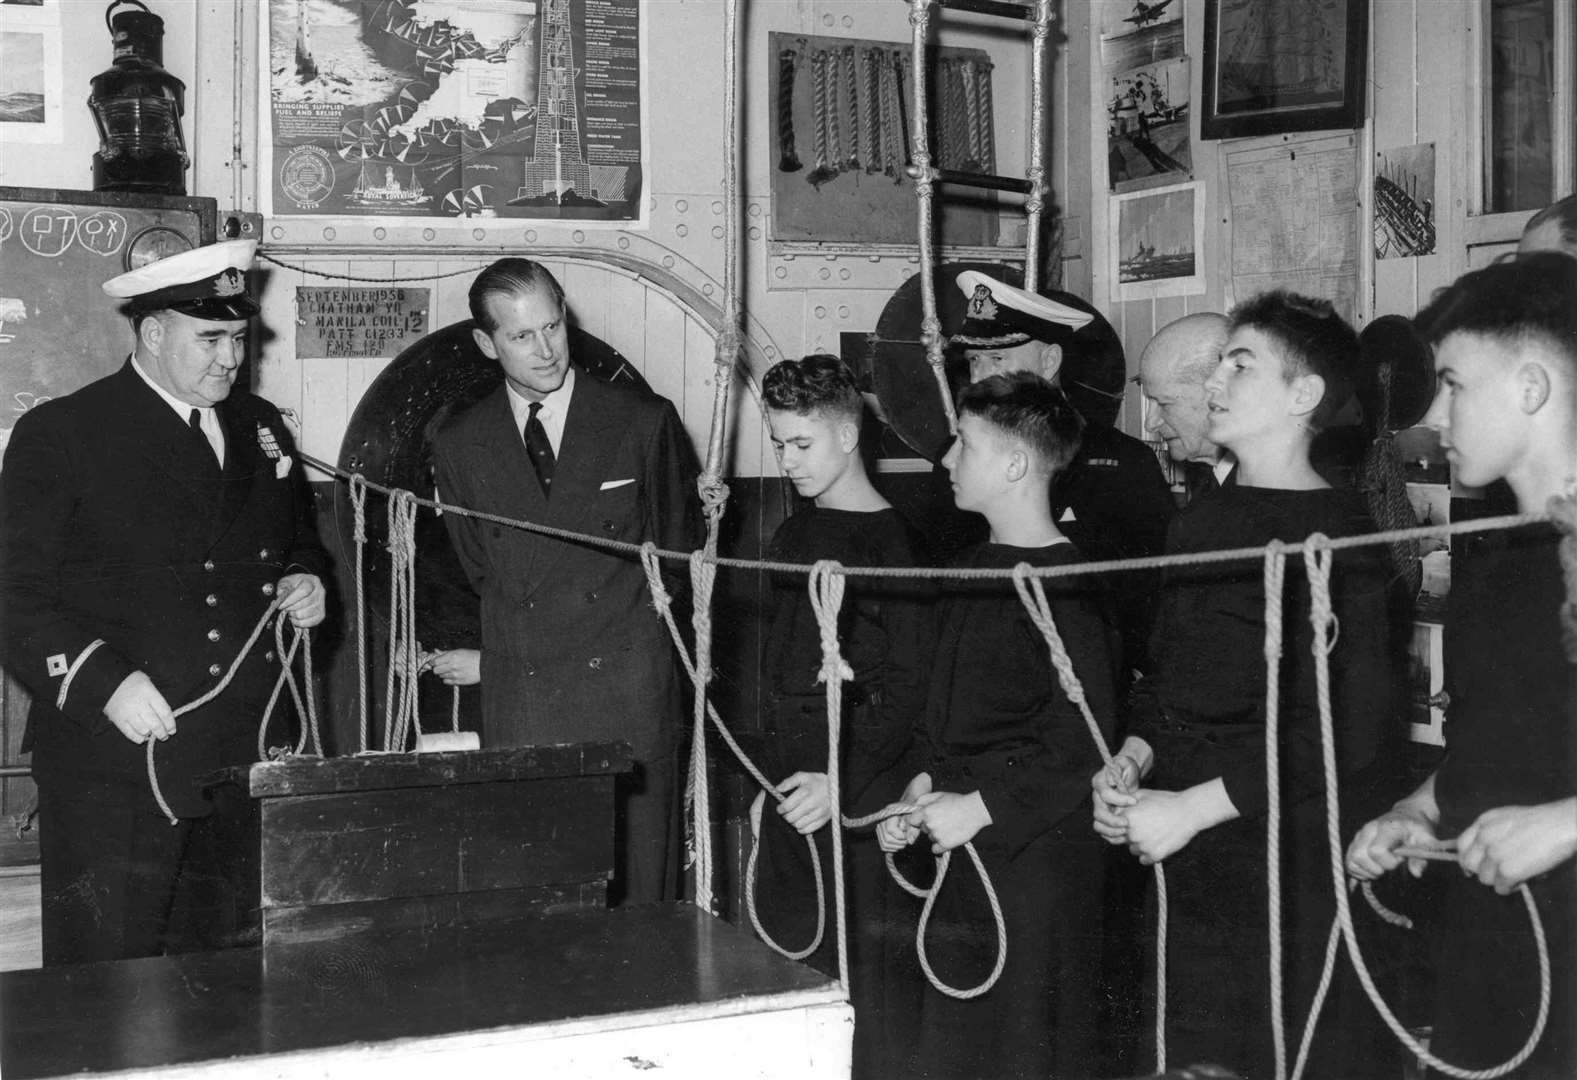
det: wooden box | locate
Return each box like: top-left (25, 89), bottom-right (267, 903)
top-left (247, 742), bottom-right (630, 945)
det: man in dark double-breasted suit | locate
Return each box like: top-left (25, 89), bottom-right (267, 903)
top-left (0, 239), bottom-right (328, 964)
top-left (434, 258), bottom-right (700, 905)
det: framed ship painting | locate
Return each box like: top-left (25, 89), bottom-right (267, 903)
top-left (1201, 0), bottom-right (1366, 141)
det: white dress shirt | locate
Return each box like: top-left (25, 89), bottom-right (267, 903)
top-left (505, 366), bottom-right (575, 456)
top-left (132, 355), bottom-right (224, 465)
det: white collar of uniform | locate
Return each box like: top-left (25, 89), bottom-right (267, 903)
top-left (1212, 452), bottom-right (1236, 484)
top-left (131, 354), bottom-right (216, 425)
top-left (506, 365), bottom-right (576, 429)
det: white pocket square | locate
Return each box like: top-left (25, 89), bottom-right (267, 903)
top-left (599, 478), bottom-right (635, 491)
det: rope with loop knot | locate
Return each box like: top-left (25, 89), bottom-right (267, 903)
top-left (1296, 534), bottom-right (1550, 1080)
top-left (639, 543), bottom-right (827, 956)
top-left (1011, 562), bottom-right (1166, 1066)
top-left (147, 601), bottom-right (319, 825)
top-left (808, 561), bottom-right (853, 986)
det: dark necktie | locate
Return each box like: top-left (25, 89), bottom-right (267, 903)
top-left (188, 408), bottom-right (216, 464)
top-left (523, 401), bottom-right (555, 497)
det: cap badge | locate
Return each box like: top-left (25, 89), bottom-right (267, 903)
top-left (214, 268), bottom-right (244, 297)
top-left (967, 284), bottom-right (998, 323)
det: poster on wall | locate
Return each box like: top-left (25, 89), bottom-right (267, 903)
top-left (1223, 133), bottom-right (1359, 322)
top-left (262, 0), bottom-right (647, 225)
top-left (1374, 142), bottom-right (1436, 260)
top-left (0, 0), bottom-right (62, 145)
top-left (1109, 181), bottom-right (1206, 300)
top-left (1106, 55), bottom-right (1191, 192)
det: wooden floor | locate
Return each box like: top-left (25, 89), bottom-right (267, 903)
top-left (0, 903), bottom-right (851, 1079)
top-left (0, 866), bottom-right (41, 973)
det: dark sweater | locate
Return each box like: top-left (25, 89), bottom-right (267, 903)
top-left (1133, 484), bottom-right (1391, 819)
top-left (919, 540), bottom-right (1121, 856)
top-left (748, 505), bottom-right (933, 809)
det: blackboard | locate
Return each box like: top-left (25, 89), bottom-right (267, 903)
top-left (0, 186), bottom-right (216, 463)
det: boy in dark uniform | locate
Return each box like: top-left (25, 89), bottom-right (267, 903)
top-left (951, 270), bottom-right (1172, 684)
top-left (1348, 253), bottom-right (1577, 1079)
top-left (878, 372), bottom-right (1120, 1080)
top-left (1093, 292), bottom-right (1393, 1077)
top-left (741, 354), bottom-right (932, 1079)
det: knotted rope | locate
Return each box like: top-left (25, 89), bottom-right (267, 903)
top-left (348, 473), bottom-right (371, 753)
top-left (639, 544), bottom-right (826, 957)
top-left (257, 610), bottom-right (321, 760)
top-left (1295, 535), bottom-right (1550, 1080)
top-left (382, 488), bottom-right (422, 753)
top-left (639, 545), bottom-right (1004, 996)
top-left (808, 560), bottom-right (853, 986)
top-left (687, 550), bottom-right (718, 913)
top-left (147, 600), bottom-right (316, 825)
top-left (1011, 563), bottom-right (1167, 1067)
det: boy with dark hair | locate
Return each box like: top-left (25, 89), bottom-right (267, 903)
top-left (749, 354), bottom-right (932, 1079)
top-left (879, 371), bottom-right (1120, 1079)
top-left (1348, 253), bottom-right (1577, 1078)
top-left (1093, 290), bottom-right (1394, 1078)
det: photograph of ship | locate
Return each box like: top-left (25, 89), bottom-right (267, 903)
top-left (1107, 55), bottom-right (1191, 191)
top-left (1374, 141), bottom-right (1437, 259)
top-left (266, 0), bottom-right (643, 222)
top-left (1116, 183), bottom-right (1198, 285)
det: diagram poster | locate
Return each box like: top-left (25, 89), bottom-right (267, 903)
top-left (1223, 133), bottom-right (1358, 322)
top-left (263, 0), bottom-right (646, 224)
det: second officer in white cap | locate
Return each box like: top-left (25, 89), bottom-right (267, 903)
top-left (0, 238), bottom-right (329, 965)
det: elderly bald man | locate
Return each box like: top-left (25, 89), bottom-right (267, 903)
top-left (1136, 312), bottom-right (1234, 490)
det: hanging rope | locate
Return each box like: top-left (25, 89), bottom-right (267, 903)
top-left (808, 561), bottom-right (854, 987)
top-left (1261, 541), bottom-right (1290, 1080)
top-left (382, 488), bottom-right (422, 753)
top-left (687, 550), bottom-right (719, 913)
top-left (1011, 564), bottom-right (1167, 1067)
top-left (349, 473), bottom-right (371, 753)
top-left (1296, 535), bottom-right (1550, 1080)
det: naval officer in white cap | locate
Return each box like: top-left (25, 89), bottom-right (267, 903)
top-left (0, 238), bottom-right (328, 965)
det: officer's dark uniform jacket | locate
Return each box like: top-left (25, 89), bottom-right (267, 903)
top-left (0, 361), bottom-right (328, 818)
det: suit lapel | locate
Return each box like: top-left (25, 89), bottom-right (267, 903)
top-left (530, 373), bottom-right (628, 581)
top-left (467, 388), bottom-right (548, 581)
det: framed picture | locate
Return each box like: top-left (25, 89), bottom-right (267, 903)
top-left (1201, 0), bottom-right (1367, 141)
top-left (1109, 181), bottom-right (1206, 300)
